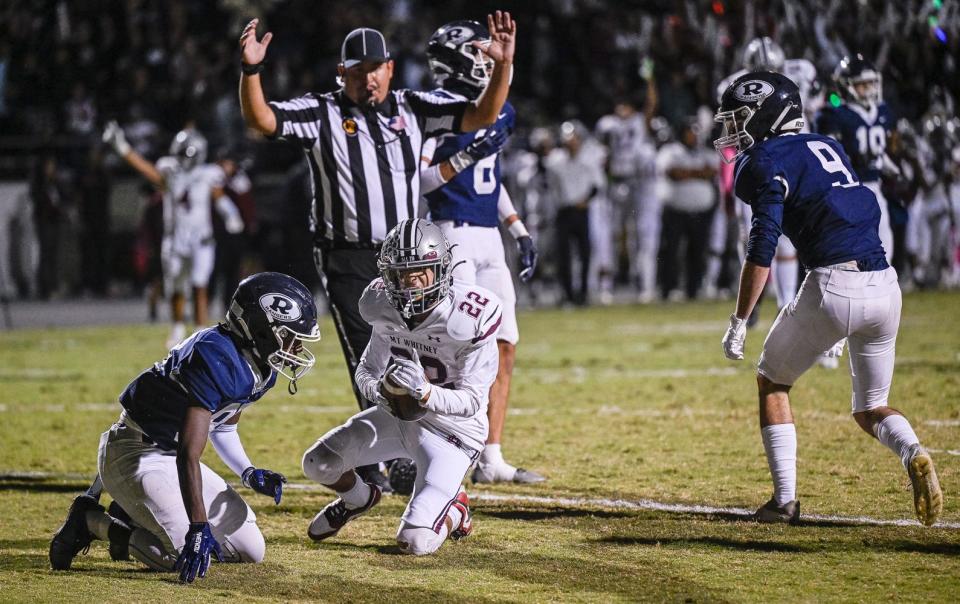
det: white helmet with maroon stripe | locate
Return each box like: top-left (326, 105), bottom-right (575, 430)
top-left (378, 219), bottom-right (454, 318)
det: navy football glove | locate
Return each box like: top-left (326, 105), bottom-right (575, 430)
top-left (517, 235), bottom-right (538, 282)
top-left (175, 522), bottom-right (223, 584)
top-left (242, 467), bottom-right (287, 504)
top-left (464, 127), bottom-right (509, 161)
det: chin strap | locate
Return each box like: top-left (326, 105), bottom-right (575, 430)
top-left (288, 377), bottom-right (298, 395)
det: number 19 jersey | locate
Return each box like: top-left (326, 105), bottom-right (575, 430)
top-left (423, 91), bottom-right (517, 227)
top-left (357, 278), bottom-right (502, 452)
top-left (735, 133), bottom-right (887, 271)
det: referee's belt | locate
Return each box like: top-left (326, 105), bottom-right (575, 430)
top-left (314, 239), bottom-right (382, 252)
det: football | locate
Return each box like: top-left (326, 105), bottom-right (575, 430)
top-left (380, 373), bottom-right (428, 421)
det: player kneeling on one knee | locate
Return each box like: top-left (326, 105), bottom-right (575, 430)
top-left (50, 273), bottom-right (321, 583)
top-left (302, 219), bottom-right (495, 554)
top-left (717, 71), bottom-right (943, 527)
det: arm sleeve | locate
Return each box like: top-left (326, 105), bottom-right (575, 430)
top-left (735, 153), bottom-right (786, 267)
top-left (497, 186), bottom-right (519, 222)
top-left (423, 339), bottom-right (499, 417)
top-left (419, 137), bottom-right (448, 194)
top-left (355, 330), bottom-right (394, 404)
top-left (406, 90), bottom-right (469, 137)
top-left (268, 94), bottom-right (324, 146)
top-left (209, 422), bottom-right (253, 477)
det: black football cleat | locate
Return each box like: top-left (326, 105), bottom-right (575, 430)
top-left (307, 482), bottom-right (382, 541)
top-left (388, 459), bottom-right (417, 496)
top-left (754, 498), bottom-right (800, 525)
top-left (50, 494), bottom-right (104, 570)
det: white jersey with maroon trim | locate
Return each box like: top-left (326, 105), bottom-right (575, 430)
top-left (356, 278), bottom-right (502, 452)
top-left (156, 158), bottom-right (225, 253)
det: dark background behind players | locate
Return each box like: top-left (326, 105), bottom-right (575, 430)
top-left (0, 0), bottom-right (957, 309)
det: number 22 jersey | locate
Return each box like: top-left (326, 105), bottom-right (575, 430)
top-left (734, 133), bottom-right (888, 271)
top-left (356, 278), bottom-right (502, 452)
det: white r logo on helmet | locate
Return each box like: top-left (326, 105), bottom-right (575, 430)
top-left (734, 80), bottom-right (775, 102)
top-left (259, 293), bottom-right (302, 322)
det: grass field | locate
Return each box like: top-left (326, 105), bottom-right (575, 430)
top-left (1, 291), bottom-right (958, 602)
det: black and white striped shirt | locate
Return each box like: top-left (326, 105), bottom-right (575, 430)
top-left (270, 89), bottom-right (468, 246)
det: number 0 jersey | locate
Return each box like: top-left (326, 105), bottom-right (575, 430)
top-left (422, 91), bottom-right (516, 227)
top-left (814, 102), bottom-right (893, 183)
top-left (734, 133), bottom-right (887, 271)
top-left (356, 278), bottom-right (502, 452)
top-left (119, 325), bottom-right (277, 450)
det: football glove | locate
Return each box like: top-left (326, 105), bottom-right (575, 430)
top-left (449, 128), bottom-right (509, 172)
top-left (242, 467), bottom-right (287, 504)
top-left (517, 235), bottom-right (538, 282)
top-left (102, 120), bottom-right (131, 156)
top-left (824, 338), bottom-right (846, 359)
top-left (386, 358), bottom-right (432, 401)
top-left (175, 522), bottom-right (223, 584)
top-left (721, 314), bottom-right (747, 361)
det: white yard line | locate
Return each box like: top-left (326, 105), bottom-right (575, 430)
top-left (4, 470), bottom-right (956, 528)
top-left (925, 419), bottom-right (960, 427)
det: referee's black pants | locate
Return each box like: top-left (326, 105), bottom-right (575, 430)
top-left (314, 246), bottom-right (379, 411)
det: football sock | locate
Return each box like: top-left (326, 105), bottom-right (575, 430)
top-left (773, 258), bottom-right (799, 308)
top-left (84, 474), bottom-right (103, 500)
top-left (480, 443), bottom-right (504, 466)
top-left (340, 472), bottom-right (372, 509)
top-left (85, 510), bottom-right (114, 541)
top-left (761, 423), bottom-right (798, 506)
top-left (446, 503), bottom-right (463, 533)
top-left (874, 414), bottom-right (920, 469)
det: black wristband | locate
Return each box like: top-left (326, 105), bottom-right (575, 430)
top-left (241, 61), bottom-right (265, 75)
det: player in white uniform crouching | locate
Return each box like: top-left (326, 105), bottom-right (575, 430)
top-left (302, 219), bottom-right (499, 555)
top-left (103, 122), bottom-right (244, 348)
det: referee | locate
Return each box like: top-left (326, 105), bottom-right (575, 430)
top-left (239, 13), bottom-right (517, 490)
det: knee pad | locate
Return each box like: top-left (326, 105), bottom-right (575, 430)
top-left (302, 442), bottom-right (346, 485)
top-left (396, 525), bottom-right (443, 556)
top-left (221, 521), bottom-right (265, 564)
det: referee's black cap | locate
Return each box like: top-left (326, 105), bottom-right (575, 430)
top-left (341, 28), bottom-right (390, 68)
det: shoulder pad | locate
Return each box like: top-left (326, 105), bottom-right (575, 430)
top-left (358, 278), bottom-right (397, 325)
top-left (445, 282), bottom-right (503, 344)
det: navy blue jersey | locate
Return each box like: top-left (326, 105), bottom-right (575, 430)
top-left (424, 92), bottom-right (516, 227)
top-left (814, 103), bottom-right (893, 182)
top-left (119, 326), bottom-right (277, 449)
top-left (735, 133), bottom-right (888, 271)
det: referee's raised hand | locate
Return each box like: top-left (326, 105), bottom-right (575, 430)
top-left (476, 11), bottom-right (516, 64)
top-left (240, 18), bottom-right (273, 66)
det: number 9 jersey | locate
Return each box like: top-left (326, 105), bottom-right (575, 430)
top-left (735, 132), bottom-right (888, 272)
top-left (422, 93), bottom-right (516, 227)
top-left (355, 277), bottom-right (502, 452)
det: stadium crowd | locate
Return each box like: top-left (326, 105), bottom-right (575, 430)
top-left (0, 0), bottom-right (958, 310)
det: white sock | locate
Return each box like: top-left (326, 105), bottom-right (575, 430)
top-left (773, 258), bottom-right (799, 308)
top-left (446, 504), bottom-right (463, 531)
top-left (340, 472), bottom-right (372, 509)
top-left (874, 414), bottom-right (920, 469)
top-left (480, 443), bottom-right (504, 466)
top-left (761, 424), bottom-right (798, 506)
top-left (85, 510), bottom-right (113, 541)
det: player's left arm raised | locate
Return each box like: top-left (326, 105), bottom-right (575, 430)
top-left (461, 11), bottom-right (515, 131)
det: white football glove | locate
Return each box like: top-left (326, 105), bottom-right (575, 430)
top-left (824, 338), bottom-right (846, 358)
top-left (386, 358), bottom-right (432, 401)
top-left (102, 120), bottom-right (131, 156)
top-left (721, 314), bottom-right (747, 361)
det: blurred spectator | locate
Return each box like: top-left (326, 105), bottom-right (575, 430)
top-left (30, 155), bottom-right (66, 299)
top-left (0, 181), bottom-right (33, 298)
top-left (77, 146), bottom-right (112, 297)
top-left (656, 120), bottom-right (717, 301)
top-left (210, 153), bottom-right (255, 312)
top-left (545, 121), bottom-right (606, 306)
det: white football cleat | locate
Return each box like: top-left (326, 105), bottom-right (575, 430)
top-left (906, 445), bottom-right (943, 527)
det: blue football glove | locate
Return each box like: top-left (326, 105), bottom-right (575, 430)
top-left (242, 467), bottom-right (287, 504)
top-left (464, 127), bottom-right (509, 161)
top-left (517, 235), bottom-right (538, 282)
top-left (175, 522), bottom-right (223, 584)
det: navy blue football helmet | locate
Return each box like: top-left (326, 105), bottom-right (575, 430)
top-left (834, 54), bottom-right (882, 108)
top-left (426, 20), bottom-right (493, 101)
top-left (714, 71), bottom-right (804, 162)
top-left (224, 272), bottom-right (320, 385)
